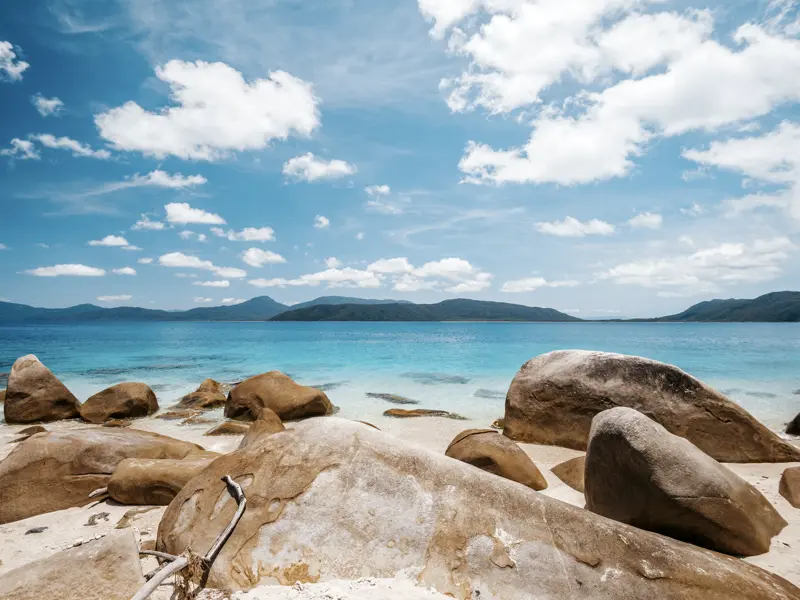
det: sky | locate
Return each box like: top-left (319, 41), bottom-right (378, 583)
top-left (1, 0), bottom-right (799, 318)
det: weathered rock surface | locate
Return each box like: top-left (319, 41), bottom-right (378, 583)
top-left (176, 378), bottom-right (227, 410)
top-left (504, 350), bottom-right (800, 463)
top-left (238, 408), bottom-right (285, 449)
top-left (3, 355), bottom-right (80, 424)
top-left (156, 409), bottom-right (200, 421)
top-left (780, 467), bottom-right (800, 509)
top-left (107, 452), bottom-right (219, 505)
top-left (225, 371), bottom-right (333, 421)
top-left (445, 429), bottom-right (547, 491)
top-left (206, 421), bottom-right (251, 436)
top-left (0, 428), bottom-right (205, 524)
top-left (158, 418), bottom-right (800, 598)
top-left (0, 388), bottom-right (5, 403)
top-left (103, 419), bottom-right (131, 428)
top-left (551, 455), bottom-right (586, 493)
top-left (585, 407), bottom-right (787, 556)
top-left (384, 408), bottom-right (467, 420)
top-left (0, 529), bottom-right (144, 600)
top-left (79, 382), bottom-right (158, 424)
top-left (788, 413), bottom-right (800, 436)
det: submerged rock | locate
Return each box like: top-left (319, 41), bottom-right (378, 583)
top-left (176, 378), bottom-right (227, 410)
top-left (585, 407), bottom-right (787, 556)
top-left (0, 529), bottom-right (144, 600)
top-left (504, 350), bottom-right (800, 463)
top-left (780, 467), bottom-right (800, 509)
top-left (206, 421), bottom-right (251, 436)
top-left (787, 413), bottom-right (800, 436)
top-left (401, 372), bottom-right (470, 385)
top-left (366, 392), bottom-right (419, 405)
top-left (4, 355), bottom-right (80, 424)
top-left (0, 428), bottom-right (205, 524)
top-left (383, 408), bottom-right (467, 420)
top-left (473, 389), bottom-right (505, 400)
top-left (238, 408), bottom-right (285, 449)
top-left (551, 455), bottom-right (585, 493)
top-left (107, 453), bottom-right (219, 505)
top-left (445, 429), bottom-right (547, 491)
top-left (225, 371), bottom-right (333, 421)
top-left (157, 418), bottom-right (800, 598)
top-left (79, 382), bottom-right (158, 424)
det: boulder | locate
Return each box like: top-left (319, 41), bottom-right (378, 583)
top-left (157, 418), bottom-right (800, 598)
top-left (504, 350), bottom-right (800, 463)
top-left (79, 382), bottom-right (158, 424)
top-left (779, 467), bottom-right (800, 509)
top-left (0, 428), bottom-right (205, 524)
top-left (238, 408), bottom-right (285, 449)
top-left (585, 407), bottom-right (787, 556)
top-left (107, 452), bottom-right (220, 505)
top-left (383, 408), bottom-right (467, 420)
top-left (3, 355), bottom-right (80, 424)
top-left (206, 421), bottom-right (251, 436)
top-left (176, 378), bottom-right (227, 410)
top-left (225, 371), bottom-right (333, 421)
top-left (551, 455), bottom-right (586, 493)
top-left (445, 429), bottom-right (547, 491)
top-left (787, 413), bottom-right (800, 436)
top-left (0, 529), bottom-right (144, 600)
top-left (0, 388), bottom-right (5, 403)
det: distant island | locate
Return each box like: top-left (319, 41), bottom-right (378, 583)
top-left (0, 291), bottom-right (798, 324)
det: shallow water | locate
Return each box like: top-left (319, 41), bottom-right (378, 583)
top-left (0, 322), bottom-right (798, 431)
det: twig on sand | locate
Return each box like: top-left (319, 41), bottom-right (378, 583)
top-left (129, 475), bottom-right (247, 600)
top-left (88, 487), bottom-right (108, 499)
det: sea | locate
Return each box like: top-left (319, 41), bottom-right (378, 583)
top-left (0, 322), bottom-right (798, 432)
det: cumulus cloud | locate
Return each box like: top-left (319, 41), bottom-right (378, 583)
top-left (680, 203), bottom-right (706, 217)
top-left (112, 267), bottom-right (137, 275)
top-left (0, 138), bottom-right (40, 160)
top-left (97, 295), bottom-right (132, 302)
top-left (534, 217), bottom-right (615, 237)
top-left (365, 185), bottom-right (391, 196)
top-left (249, 267), bottom-right (382, 290)
top-left (138, 258), bottom-right (154, 264)
top-left (26, 264), bottom-right (105, 277)
top-left (193, 297), bottom-right (214, 303)
top-left (158, 251), bottom-right (246, 278)
top-left (211, 226), bottom-right (275, 242)
top-left (89, 235), bottom-right (129, 247)
top-left (0, 41), bottom-right (29, 81)
top-left (194, 280), bottom-right (230, 288)
top-left (241, 248), bottom-right (286, 267)
top-left (96, 60), bottom-right (320, 160)
top-left (283, 153), bottom-right (357, 182)
top-left (627, 212), bottom-right (663, 230)
top-left (221, 298), bottom-right (245, 304)
top-left (365, 256), bottom-right (493, 293)
top-left (325, 257), bottom-right (343, 268)
top-left (32, 95), bottom-right (64, 117)
top-left (314, 215), bottom-right (330, 229)
top-left (165, 202), bottom-right (226, 225)
top-left (501, 278), bottom-right (580, 293)
top-left (132, 215), bottom-right (166, 231)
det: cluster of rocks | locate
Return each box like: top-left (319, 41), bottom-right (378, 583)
top-left (0, 349), bottom-right (799, 600)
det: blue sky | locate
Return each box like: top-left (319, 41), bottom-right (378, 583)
top-left (1, 0), bottom-right (799, 317)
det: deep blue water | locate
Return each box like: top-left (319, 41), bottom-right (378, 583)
top-left (0, 322), bottom-right (798, 430)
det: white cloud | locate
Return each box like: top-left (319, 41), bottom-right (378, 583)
top-left (282, 153), bottom-right (357, 182)
top-left (0, 243), bottom-right (7, 250)
top-left (95, 60), bottom-right (320, 160)
top-left (365, 256), bottom-right (493, 293)
top-left (365, 185), bottom-right (391, 196)
top-left (0, 138), bottom-right (40, 160)
top-left (211, 226), bottom-right (275, 242)
top-left (355, 232), bottom-right (365, 240)
top-left (680, 203), bottom-right (706, 217)
top-left (194, 280), bottom-right (230, 288)
top-left (501, 278), bottom-right (580, 293)
top-left (325, 257), bottom-right (343, 268)
top-left (314, 215), bottom-right (330, 229)
top-left (132, 214), bottom-right (166, 230)
top-left (364, 184), bottom-right (405, 214)
top-left (165, 202), bottom-right (226, 225)
top-left (0, 41), bottom-right (29, 81)
top-left (627, 212), bottom-right (663, 230)
top-left (179, 230), bottom-right (195, 240)
top-left (33, 134), bottom-right (110, 159)
top-left (97, 294), bottom-right (132, 302)
top-left (158, 251), bottom-right (246, 279)
top-left (138, 258), bottom-right (154, 264)
top-left (193, 297), bottom-right (214, 303)
top-left (26, 264), bottom-right (105, 277)
top-left (122, 245), bottom-right (142, 251)
top-left (32, 95), bottom-right (64, 117)
top-left (241, 248), bottom-right (287, 267)
top-left (132, 170), bottom-right (207, 189)
top-left (221, 298), bottom-right (245, 304)
top-left (250, 267), bottom-right (382, 289)
top-left (197, 233), bottom-right (207, 242)
top-left (534, 217), bottom-right (615, 237)
top-left (112, 267), bottom-right (137, 276)
top-left (89, 235), bottom-right (129, 247)
top-left (212, 266), bottom-right (247, 279)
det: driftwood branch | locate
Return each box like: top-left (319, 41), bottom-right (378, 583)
top-left (88, 487), bottom-right (108, 499)
top-left (129, 474), bottom-right (247, 600)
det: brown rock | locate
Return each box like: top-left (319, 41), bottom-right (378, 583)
top-left (238, 408), bottom-right (285, 449)
top-left (0, 428), bottom-right (205, 524)
top-left (504, 350), bottom-right (800, 463)
top-left (0, 529), bottom-right (144, 600)
top-left (18, 425), bottom-right (47, 436)
top-left (550, 455), bottom-right (585, 493)
top-left (180, 414), bottom-right (217, 426)
top-left (103, 419), bottom-right (131, 428)
top-left (80, 382), bottom-right (158, 424)
top-left (3, 355), bottom-right (80, 424)
top-left (445, 429), bottom-right (547, 491)
top-left (157, 418), bottom-right (800, 598)
top-left (383, 408), bottom-right (467, 420)
top-left (176, 378), bottom-right (227, 410)
top-left (225, 371), bottom-right (333, 422)
top-left (0, 388), bottom-right (5, 403)
top-left (156, 409), bottom-right (201, 421)
top-left (491, 418), bottom-right (504, 430)
top-left (779, 466), bottom-right (800, 509)
top-left (787, 413), bottom-right (800, 436)
top-left (585, 407), bottom-right (787, 556)
top-left (107, 452), bottom-right (219, 505)
top-left (206, 421), bottom-right (251, 436)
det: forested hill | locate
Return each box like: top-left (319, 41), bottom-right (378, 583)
top-left (652, 292), bottom-right (800, 322)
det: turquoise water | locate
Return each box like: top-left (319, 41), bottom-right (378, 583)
top-left (1, 322), bottom-right (798, 431)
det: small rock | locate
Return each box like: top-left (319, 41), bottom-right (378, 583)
top-left (383, 408), bottom-right (467, 420)
top-left (103, 419), bottom-right (131, 428)
top-left (85, 512), bottom-right (110, 527)
top-left (787, 412), bottom-right (800, 436)
top-left (156, 409), bottom-right (201, 421)
top-left (175, 378), bottom-right (227, 410)
top-left (491, 418), bottom-right (504, 430)
top-left (25, 527), bottom-right (47, 535)
top-left (18, 425), bottom-right (47, 436)
top-left (205, 421), bottom-right (251, 436)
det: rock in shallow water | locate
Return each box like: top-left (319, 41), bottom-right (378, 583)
top-left (504, 350), bottom-right (800, 463)
top-left (238, 408), bottom-right (285, 449)
top-left (206, 420), bottom-right (252, 436)
top-left (787, 413), bottom-right (800, 436)
top-left (176, 378), bottom-right (227, 410)
top-left (157, 418), bottom-right (800, 599)
top-left (225, 371), bottom-right (333, 422)
top-left (585, 407), bottom-right (787, 556)
top-left (383, 408), bottom-right (467, 420)
top-left (366, 392), bottom-right (419, 405)
top-left (4, 355), bottom-right (80, 424)
top-left (79, 382), bottom-right (158, 424)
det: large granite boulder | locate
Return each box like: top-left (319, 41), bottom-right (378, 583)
top-left (504, 350), bottom-right (800, 463)
top-left (787, 413), bottom-right (800, 436)
top-left (225, 371), bottom-right (333, 421)
top-left (107, 453), bottom-right (219, 505)
top-left (79, 382), bottom-right (158, 424)
top-left (0, 529), bottom-right (144, 600)
top-left (780, 467), bottom-right (800, 509)
top-left (238, 407), bottom-right (285, 450)
top-left (445, 429), bottom-right (547, 491)
top-left (551, 455), bottom-right (586, 493)
top-left (585, 407), bottom-right (787, 556)
top-left (157, 418), bottom-right (800, 598)
top-left (176, 378), bottom-right (227, 410)
top-left (0, 428), bottom-right (205, 524)
top-left (3, 355), bottom-right (80, 424)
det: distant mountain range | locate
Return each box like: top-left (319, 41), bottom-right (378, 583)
top-left (0, 291), bottom-right (798, 324)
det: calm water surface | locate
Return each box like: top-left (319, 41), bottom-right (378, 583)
top-left (0, 322), bottom-right (798, 430)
